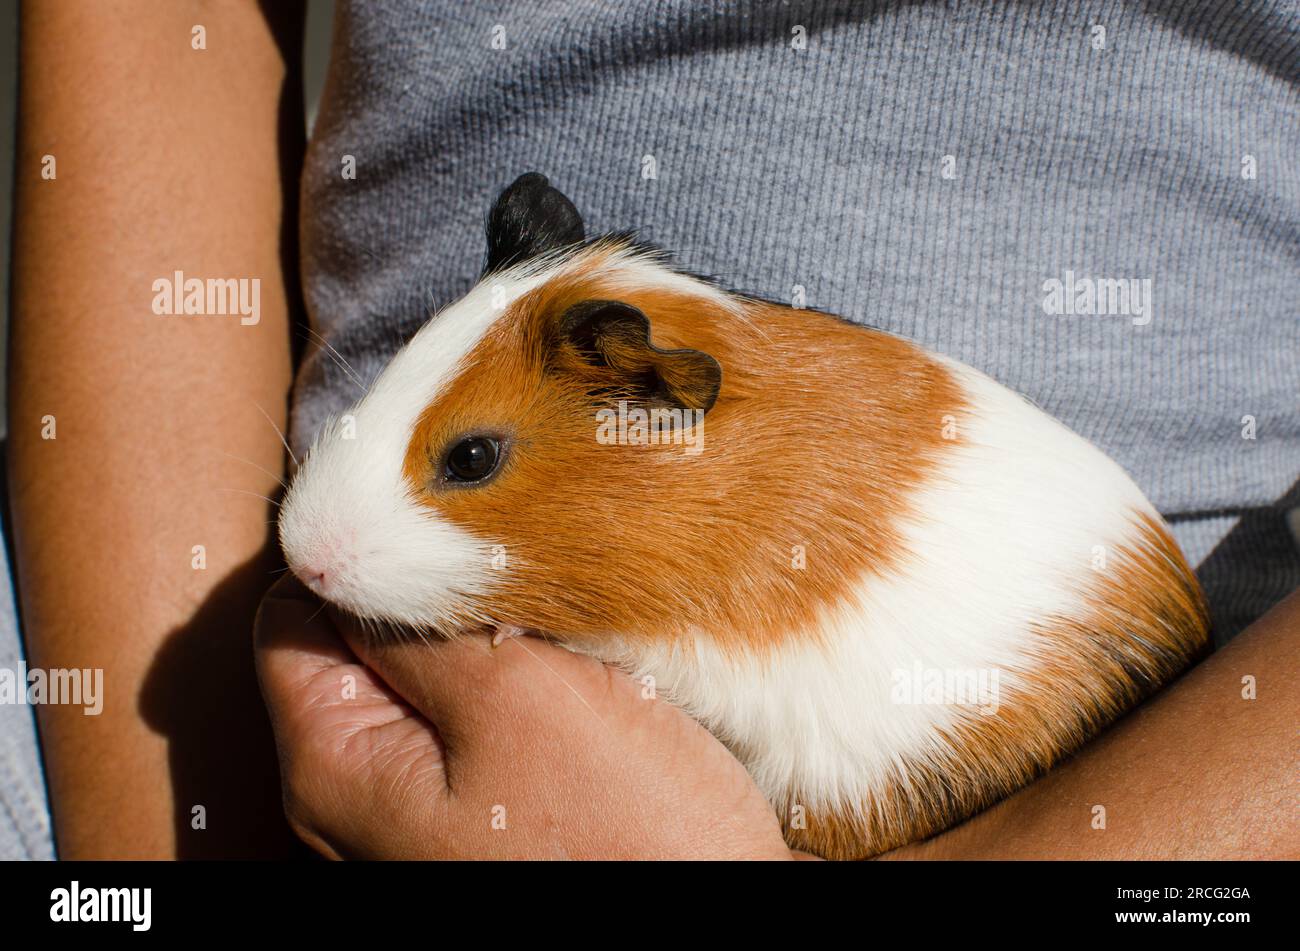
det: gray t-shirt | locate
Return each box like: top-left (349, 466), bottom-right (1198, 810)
top-left (293, 0), bottom-right (1300, 643)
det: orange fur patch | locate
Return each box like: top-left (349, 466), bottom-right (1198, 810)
top-left (403, 243), bottom-right (966, 651)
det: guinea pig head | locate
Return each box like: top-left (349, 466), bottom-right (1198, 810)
top-left (280, 173), bottom-right (950, 647)
top-left (279, 174), bottom-right (745, 642)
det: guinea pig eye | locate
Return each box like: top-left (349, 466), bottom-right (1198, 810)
top-left (443, 435), bottom-right (502, 484)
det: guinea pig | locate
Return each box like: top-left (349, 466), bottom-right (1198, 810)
top-left (279, 172), bottom-right (1210, 860)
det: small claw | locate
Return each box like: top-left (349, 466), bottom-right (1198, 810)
top-left (491, 624), bottom-right (531, 648)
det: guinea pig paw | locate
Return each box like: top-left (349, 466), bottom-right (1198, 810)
top-left (490, 624), bottom-right (533, 648)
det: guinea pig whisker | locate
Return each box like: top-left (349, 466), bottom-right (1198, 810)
top-left (216, 448), bottom-right (288, 491)
top-left (218, 487), bottom-right (281, 508)
top-left (250, 398), bottom-right (298, 468)
top-left (303, 599), bottom-right (330, 628)
top-left (504, 636), bottom-right (611, 735)
top-left (303, 326), bottom-right (367, 394)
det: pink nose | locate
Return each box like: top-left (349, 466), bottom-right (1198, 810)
top-left (287, 534), bottom-right (354, 598)
top-left (292, 561), bottom-right (334, 596)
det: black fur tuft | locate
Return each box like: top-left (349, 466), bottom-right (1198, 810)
top-left (483, 172), bottom-right (586, 274)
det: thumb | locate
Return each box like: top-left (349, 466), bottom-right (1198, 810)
top-left (254, 576), bottom-right (455, 857)
top-left (254, 575), bottom-right (431, 784)
top-left (254, 575), bottom-right (363, 732)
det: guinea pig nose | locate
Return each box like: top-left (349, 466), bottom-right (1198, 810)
top-left (290, 560), bottom-right (334, 596)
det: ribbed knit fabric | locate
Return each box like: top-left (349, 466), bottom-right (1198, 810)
top-left (294, 1), bottom-right (1300, 644)
top-left (0, 515), bottom-right (53, 859)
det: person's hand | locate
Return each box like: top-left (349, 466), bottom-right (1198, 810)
top-left (254, 576), bottom-right (797, 859)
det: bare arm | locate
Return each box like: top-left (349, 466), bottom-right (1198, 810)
top-left (884, 587), bottom-right (1300, 859)
top-left (9, 0), bottom-right (304, 857)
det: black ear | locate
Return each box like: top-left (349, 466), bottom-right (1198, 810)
top-left (554, 300), bottom-right (722, 415)
top-left (483, 172), bottom-right (585, 275)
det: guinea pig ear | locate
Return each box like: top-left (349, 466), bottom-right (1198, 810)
top-left (483, 172), bottom-right (585, 275)
top-left (553, 300), bottom-right (722, 415)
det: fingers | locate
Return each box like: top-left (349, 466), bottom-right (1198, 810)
top-left (254, 575), bottom-right (353, 706)
top-left (257, 590), bottom-right (792, 858)
top-left (255, 576), bottom-right (404, 730)
top-left (342, 624), bottom-right (795, 859)
top-left (254, 576), bottom-right (451, 857)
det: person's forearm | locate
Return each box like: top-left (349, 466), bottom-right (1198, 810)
top-left (9, 0), bottom-right (304, 857)
top-left (884, 587), bottom-right (1300, 859)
